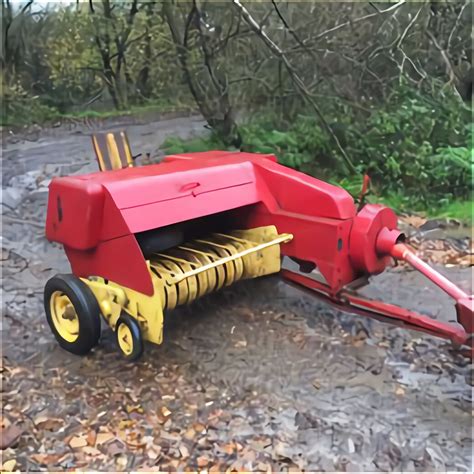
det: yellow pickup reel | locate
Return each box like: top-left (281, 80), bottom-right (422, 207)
top-left (45, 226), bottom-right (292, 360)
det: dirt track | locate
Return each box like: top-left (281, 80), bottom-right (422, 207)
top-left (1, 116), bottom-right (472, 471)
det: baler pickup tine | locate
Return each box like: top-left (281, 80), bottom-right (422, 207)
top-left (169, 233), bottom-right (293, 285)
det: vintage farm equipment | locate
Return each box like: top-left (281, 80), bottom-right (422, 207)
top-left (44, 132), bottom-right (473, 360)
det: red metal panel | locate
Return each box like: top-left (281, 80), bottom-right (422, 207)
top-left (103, 161), bottom-right (255, 210)
top-left (65, 234), bottom-right (153, 295)
top-left (253, 158), bottom-right (356, 220)
top-left (46, 177), bottom-right (104, 250)
top-left (98, 189), bottom-right (131, 241)
top-left (349, 204), bottom-right (398, 274)
top-left (245, 205), bottom-right (356, 292)
top-left (46, 151), bottom-right (360, 294)
top-left (122, 182), bottom-right (260, 234)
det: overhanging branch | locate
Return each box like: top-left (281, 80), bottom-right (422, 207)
top-left (232, 0), bottom-right (357, 173)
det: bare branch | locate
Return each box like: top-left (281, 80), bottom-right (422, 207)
top-left (312, 1), bottom-right (406, 43)
top-left (271, 0), bottom-right (316, 59)
top-left (447, 0), bottom-right (469, 54)
top-left (425, 28), bottom-right (458, 84)
top-left (232, 0), bottom-right (357, 173)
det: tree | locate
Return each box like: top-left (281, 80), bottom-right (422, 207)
top-left (163, 0), bottom-right (241, 147)
top-left (88, 0), bottom-right (141, 109)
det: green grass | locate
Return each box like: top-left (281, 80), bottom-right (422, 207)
top-left (371, 194), bottom-right (472, 222)
top-left (424, 200), bottom-right (473, 222)
top-left (59, 102), bottom-right (195, 121)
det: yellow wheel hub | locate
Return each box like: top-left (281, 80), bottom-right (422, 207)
top-left (50, 291), bottom-right (79, 343)
top-left (117, 323), bottom-right (134, 356)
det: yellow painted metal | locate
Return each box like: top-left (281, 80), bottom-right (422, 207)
top-left (117, 322), bottom-right (134, 355)
top-left (49, 291), bottom-right (79, 342)
top-left (92, 131), bottom-right (134, 172)
top-left (120, 131), bottom-right (134, 167)
top-left (83, 270), bottom-right (164, 345)
top-left (170, 231), bottom-right (293, 285)
top-left (81, 225), bottom-right (292, 346)
top-left (91, 135), bottom-right (106, 171)
top-left (106, 133), bottom-right (123, 171)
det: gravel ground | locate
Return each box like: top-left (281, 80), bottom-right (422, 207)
top-left (1, 116), bottom-right (472, 472)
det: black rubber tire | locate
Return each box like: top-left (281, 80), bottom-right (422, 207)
top-left (115, 313), bottom-right (144, 361)
top-left (44, 274), bottom-right (101, 355)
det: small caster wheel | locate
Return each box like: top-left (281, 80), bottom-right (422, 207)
top-left (44, 274), bottom-right (101, 355)
top-left (115, 313), bottom-right (143, 361)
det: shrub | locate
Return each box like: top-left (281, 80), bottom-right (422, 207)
top-left (163, 84), bottom-right (471, 212)
top-left (1, 79), bottom-right (58, 126)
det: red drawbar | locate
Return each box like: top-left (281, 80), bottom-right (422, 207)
top-left (282, 270), bottom-right (469, 347)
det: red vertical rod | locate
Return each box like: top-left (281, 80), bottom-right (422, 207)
top-left (391, 244), bottom-right (468, 302)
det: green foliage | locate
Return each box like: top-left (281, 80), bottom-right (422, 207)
top-left (1, 78), bottom-right (58, 125)
top-left (239, 116), bottom-right (332, 173)
top-left (344, 84), bottom-right (472, 205)
top-left (44, 9), bottom-right (101, 111)
top-left (163, 84), bottom-right (472, 215)
top-left (162, 134), bottom-right (226, 155)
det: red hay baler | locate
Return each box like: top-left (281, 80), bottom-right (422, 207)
top-left (44, 137), bottom-right (473, 360)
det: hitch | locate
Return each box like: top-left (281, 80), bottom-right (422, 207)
top-left (283, 215), bottom-right (473, 353)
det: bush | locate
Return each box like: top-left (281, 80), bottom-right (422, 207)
top-left (163, 84), bottom-right (471, 212)
top-left (344, 84), bottom-right (471, 205)
top-left (1, 79), bottom-right (58, 126)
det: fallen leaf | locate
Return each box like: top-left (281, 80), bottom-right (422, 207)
top-left (34, 416), bottom-right (64, 431)
top-left (118, 419), bottom-right (135, 430)
top-left (193, 422), bottom-right (206, 433)
top-left (147, 447), bottom-right (161, 460)
top-left (116, 454), bottom-right (128, 469)
top-left (96, 432), bottom-right (115, 446)
top-left (197, 455), bottom-right (209, 468)
top-left (82, 446), bottom-right (102, 457)
top-left (126, 404), bottom-right (144, 414)
top-left (107, 440), bottom-right (126, 456)
top-left (222, 442), bottom-right (235, 455)
top-left (1, 459), bottom-right (16, 472)
top-left (31, 453), bottom-right (63, 465)
top-left (157, 406), bottom-right (172, 423)
top-left (395, 386), bottom-right (406, 396)
top-left (69, 436), bottom-right (88, 449)
top-left (183, 427), bottom-right (196, 440)
top-left (0, 423), bottom-right (23, 449)
top-left (179, 445), bottom-right (190, 458)
top-left (400, 215), bottom-right (427, 229)
top-left (86, 429), bottom-right (97, 446)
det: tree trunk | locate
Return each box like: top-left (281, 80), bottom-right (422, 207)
top-left (162, 0), bottom-right (241, 147)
